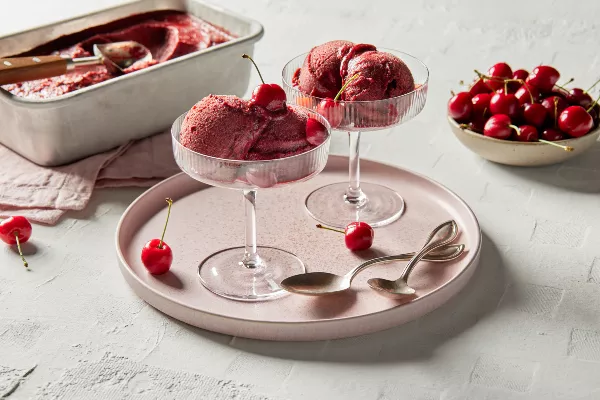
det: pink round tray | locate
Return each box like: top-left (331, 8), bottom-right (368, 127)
top-left (116, 155), bottom-right (481, 341)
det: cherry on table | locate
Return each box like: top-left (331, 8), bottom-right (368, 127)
top-left (316, 73), bottom-right (359, 128)
top-left (316, 222), bottom-right (374, 251)
top-left (490, 92), bottom-right (519, 119)
top-left (558, 105), bottom-right (594, 137)
top-left (522, 103), bottom-right (547, 127)
top-left (0, 216), bottom-right (32, 268)
top-left (242, 54), bottom-right (286, 112)
top-left (483, 114), bottom-right (514, 140)
top-left (448, 92), bottom-right (473, 122)
top-left (141, 198), bottom-right (174, 275)
top-left (526, 65), bottom-right (560, 93)
top-left (485, 62), bottom-right (513, 91)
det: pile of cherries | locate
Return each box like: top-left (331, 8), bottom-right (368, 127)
top-left (448, 63), bottom-right (600, 149)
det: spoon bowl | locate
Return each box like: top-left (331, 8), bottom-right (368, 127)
top-left (280, 244), bottom-right (465, 296)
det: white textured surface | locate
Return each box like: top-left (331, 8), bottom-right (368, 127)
top-left (2, 0), bottom-right (600, 399)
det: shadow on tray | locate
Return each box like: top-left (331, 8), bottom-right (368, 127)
top-left (167, 231), bottom-right (515, 363)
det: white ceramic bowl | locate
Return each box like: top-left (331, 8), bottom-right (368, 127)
top-left (448, 116), bottom-right (600, 167)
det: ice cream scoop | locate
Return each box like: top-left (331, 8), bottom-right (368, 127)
top-left (0, 41), bottom-right (152, 85)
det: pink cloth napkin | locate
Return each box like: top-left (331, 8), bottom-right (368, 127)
top-left (0, 132), bottom-right (181, 225)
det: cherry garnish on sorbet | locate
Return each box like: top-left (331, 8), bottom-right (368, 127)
top-left (316, 222), bottom-right (374, 251)
top-left (242, 54), bottom-right (287, 112)
top-left (317, 73), bottom-right (359, 128)
top-left (0, 216), bottom-right (32, 268)
top-left (141, 198), bottom-right (174, 275)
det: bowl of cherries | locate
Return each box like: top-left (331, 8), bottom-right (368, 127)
top-left (448, 63), bottom-right (600, 166)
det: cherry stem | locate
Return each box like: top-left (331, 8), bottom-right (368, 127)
top-left (504, 80), bottom-right (508, 94)
top-left (586, 92), bottom-right (600, 113)
top-left (509, 124), bottom-right (520, 135)
top-left (554, 97), bottom-right (559, 127)
top-left (242, 54), bottom-right (264, 84)
top-left (450, 90), bottom-right (456, 96)
top-left (474, 70), bottom-right (522, 84)
top-left (316, 224), bottom-right (345, 235)
top-left (555, 78), bottom-right (574, 90)
top-left (334, 73), bottom-right (359, 102)
top-left (523, 82), bottom-right (535, 103)
top-left (539, 139), bottom-right (574, 152)
top-left (586, 76), bottom-right (600, 93)
top-left (158, 198), bottom-right (173, 249)
top-left (14, 232), bottom-right (28, 268)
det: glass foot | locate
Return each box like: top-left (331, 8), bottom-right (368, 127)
top-left (305, 182), bottom-right (405, 229)
top-left (198, 246), bottom-right (305, 301)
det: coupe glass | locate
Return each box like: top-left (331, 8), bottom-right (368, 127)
top-left (171, 106), bottom-right (331, 301)
top-left (282, 49), bottom-right (429, 228)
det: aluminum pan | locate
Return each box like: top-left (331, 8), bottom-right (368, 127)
top-left (0, 0), bottom-right (264, 166)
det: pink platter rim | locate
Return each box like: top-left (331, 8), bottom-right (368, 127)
top-left (115, 155), bottom-right (482, 341)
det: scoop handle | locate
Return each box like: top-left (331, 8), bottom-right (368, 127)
top-left (0, 56), bottom-right (69, 85)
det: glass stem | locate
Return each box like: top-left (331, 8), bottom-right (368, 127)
top-left (242, 189), bottom-right (261, 269)
top-left (344, 131), bottom-right (367, 207)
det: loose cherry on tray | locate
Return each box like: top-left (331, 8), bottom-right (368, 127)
top-left (558, 105), bottom-right (594, 138)
top-left (447, 92), bottom-right (473, 122)
top-left (141, 198), bottom-right (174, 275)
top-left (316, 222), bottom-right (374, 251)
top-left (242, 54), bottom-right (286, 112)
top-left (526, 65), bottom-right (560, 93)
top-left (0, 216), bottom-right (32, 268)
top-left (317, 73), bottom-right (359, 128)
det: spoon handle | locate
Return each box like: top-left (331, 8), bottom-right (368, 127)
top-left (345, 245), bottom-right (457, 282)
top-left (397, 220), bottom-right (458, 282)
top-left (0, 56), bottom-right (69, 85)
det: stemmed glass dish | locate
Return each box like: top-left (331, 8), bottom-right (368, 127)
top-left (171, 106), bottom-right (331, 301)
top-left (282, 49), bottom-right (429, 228)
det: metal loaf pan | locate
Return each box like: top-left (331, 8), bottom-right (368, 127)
top-left (0, 0), bottom-right (264, 166)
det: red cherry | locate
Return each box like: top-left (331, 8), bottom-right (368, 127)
top-left (317, 99), bottom-right (342, 128)
top-left (316, 73), bottom-right (359, 128)
top-left (483, 114), bottom-right (514, 140)
top-left (141, 198), bottom-right (174, 275)
top-left (250, 84), bottom-right (287, 112)
top-left (541, 96), bottom-right (568, 123)
top-left (316, 222), bottom-right (374, 251)
top-left (490, 92), bottom-right (519, 118)
top-left (471, 93), bottom-right (491, 116)
top-left (522, 103), bottom-right (547, 127)
top-left (448, 92), bottom-right (473, 122)
top-left (513, 69), bottom-right (529, 81)
top-left (507, 69), bottom-right (528, 92)
top-left (306, 118), bottom-right (328, 146)
top-left (0, 216), bottom-right (32, 268)
top-left (243, 54), bottom-right (286, 112)
top-left (541, 128), bottom-right (566, 141)
top-left (485, 63), bottom-right (513, 91)
top-left (526, 66), bottom-right (560, 92)
top-left (566, 88), bottom-right (593, 108)
top-left (514, 125), bottom-right (539, 142)
top-left (469, 78), bottom-right (491, 95)
top-left (558, 106), bottom-right (594, 137)
top-left (515, 84), bottom-right (539, 105)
